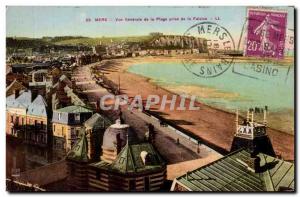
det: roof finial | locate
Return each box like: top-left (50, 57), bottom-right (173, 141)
top-left (263, 105), bottom-right (268, 125)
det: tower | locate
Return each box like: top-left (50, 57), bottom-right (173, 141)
top-left (230, 106), bottom-right (276, 157)
top-left (66, 131), bottom-right (89, 191)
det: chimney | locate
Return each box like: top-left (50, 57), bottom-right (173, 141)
top-left (15, 89), bottom-right (20, 99)
top-left (145, 123), bottom-right (155, 143)
top-left (96, 100), bottom-right (100, 112)
top-left (249, 151), bottom-right (261, 173)
top-left (235, 109), bottom-right (239, 133)
top-left (149, 123), bottom-right (155, 143)
top-left (71, 79), bottom-right (76, 88)
top-left (115, 118), bottom-right (121, 125)
top-left (237, 151), bottom-right (261, 173)
top-left (185, 171), bottom-right (190, 181)
top-left (263, 106), bottom-right (268, 125)
top-left (246, 109), bottom-right (250, 122)
top-left (31, 89), bottom-right (38, 102)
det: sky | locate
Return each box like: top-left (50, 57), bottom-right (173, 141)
top-left (6, 6), bottom-right (294, 44)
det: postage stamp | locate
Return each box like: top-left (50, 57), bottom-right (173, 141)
top-left (245, 8), bottom-right (288, 59)
top-left (232, 8), bottom-right (292, 82)
top-left (182, 21), bottom-right (235, 78)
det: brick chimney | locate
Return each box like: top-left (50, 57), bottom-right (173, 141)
top-left (31, 89), bottom-right (39, 102)
top-left (244, 151), bottom-right (261, 173)
top-left (15, 89), bottom-right (20, 99)
top-left (250, 152), bottom-right (261, 173)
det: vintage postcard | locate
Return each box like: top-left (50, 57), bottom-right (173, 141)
top-left (6, 6), bottom-right (295, 192)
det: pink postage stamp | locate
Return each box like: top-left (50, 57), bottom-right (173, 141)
top-left (245, 9), bottom-right (287, 59)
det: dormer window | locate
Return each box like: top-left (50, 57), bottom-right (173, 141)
top-left (140, 151), bottom-right (151, 165)
top-left (75, 113), bottom-right (80, 121)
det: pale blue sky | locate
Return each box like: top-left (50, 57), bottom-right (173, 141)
top-left (6, 6), bottom-right (294, 44)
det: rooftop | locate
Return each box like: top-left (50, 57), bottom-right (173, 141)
top-left (90, 142), bottom-right (166, 175)
top-left (54, 105), bottom-right (92, 113)
top-left (6, 90), bottom-right (47, 117)
top-left (173, 149), bottom-right (294, 192)
top-left (27, 95), bottom-right (48, 117)
top-left (66, 132), bottom-right (89, 163)
top-left (84, 113), bottom-right (111, 129)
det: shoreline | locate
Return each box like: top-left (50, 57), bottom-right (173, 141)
top-left (142, 78), bottom-right (294, 135)
top-left (95, 56), bottom-right (294, 161)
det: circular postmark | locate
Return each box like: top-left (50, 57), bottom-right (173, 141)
top-left (182, 21), bottom-right (236, 78)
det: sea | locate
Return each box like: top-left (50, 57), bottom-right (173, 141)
top-left (128, 61), bottom-right (294, 134)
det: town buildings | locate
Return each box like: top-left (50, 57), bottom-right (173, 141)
top-left (170, 149), bottom-right (294, 191)
top-left (52, 105), bottom-right (93, 158)
top-left (231, 108), bottom-right (276, 157)
top-left (171, 108), bottom-right (294, 192)
top-left (84, 113), bottom-right (112, 161)
top-left (66, 119), bottom-right (167, 191)
top-left (5, 32), bottom-right (294, 192)
top-left (6, 79), bottom-right (27, 96)
top-left (6, 90), bottom-right (49, 147)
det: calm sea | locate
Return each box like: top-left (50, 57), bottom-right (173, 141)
top-left (128, 62), bottom-right (294, 113)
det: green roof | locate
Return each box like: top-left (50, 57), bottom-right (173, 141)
top-left (175, 149), bottom-right (294, 192)
top-left (66, 132), bottom-right (89, 162)
top-left (90, 142), bottom-right (166, 175)
top-left (84, 113), bottom-right (111, 129)
top-left (55, 105), bottom-right (92, 113)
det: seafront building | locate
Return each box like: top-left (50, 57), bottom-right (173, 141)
top-left (52, 105), bottom-right (93, 158)
top-left (6, 31), bottom-right (294, 192)
top-left (66, 119), bottom-right (167, 191)
top-left (171, 108), bottom-right (294, 192)
top-left (171, 149), bottom-right (294, 191)
top-left (100, 119), bottom-right (131, 163)
top-left (6, 79), bottom-right (27, 96)
top-left (84, 113), bottom-right (112, 161)
top-left (6, 90), bottom-right (49, 147)
top-left (231, 108), bottom-right (276, 157)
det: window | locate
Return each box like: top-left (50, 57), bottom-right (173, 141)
top-left (69, 114), bottom-right (74, 123)
top-left (15, 116), bottom-right (19, 126)
top-left (58, 113), bottom-right (61, 120)
top-left (34, 120), bottom-right (37, 128)
top-left (53, 125), bottom-right (56, 132)
top-left (22, 118), bottom-right (24, 125)
top-left (75, 113), bottom-right (80, 121)
top-left (41, 121), bottom-right (44, 129)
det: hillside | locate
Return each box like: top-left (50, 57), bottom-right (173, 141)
top-left (53, 36), bottom-right (152, 46)
top-left (6, 34), bottom-right (207, 49)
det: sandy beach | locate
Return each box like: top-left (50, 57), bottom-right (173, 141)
top-left (96, 56), bottom-right (294, 161)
